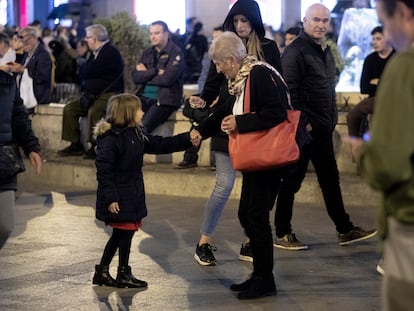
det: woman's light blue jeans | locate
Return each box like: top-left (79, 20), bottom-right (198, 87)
top-left (200, 151), bottom-right (236, 236)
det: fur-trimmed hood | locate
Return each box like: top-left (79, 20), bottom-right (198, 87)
top-left (94, 120), bottom-right (149, 142)
top-left (93, 119), bottom-right (112, 139)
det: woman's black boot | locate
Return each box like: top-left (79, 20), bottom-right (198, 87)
top-left (116, 266), bottom-right (148, 288)
top-left (92, 264), bottom-right (117, 286)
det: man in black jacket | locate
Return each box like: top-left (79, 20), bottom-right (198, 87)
top-left (131, 20), bottom-right (184, 134)
top-left (273, 3), bottom-right (376, 250)
top-left (58, 24), bottom-right (124, 159)
top-left (8, 26), bottom-right (53, 108)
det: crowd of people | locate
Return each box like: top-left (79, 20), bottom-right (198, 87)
top-left (1, 0), bottom-right (413, 307)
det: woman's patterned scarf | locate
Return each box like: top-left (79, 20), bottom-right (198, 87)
top-left (228, 54), bottom-right (258, 96)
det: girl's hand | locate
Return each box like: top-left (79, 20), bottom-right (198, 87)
top-left (108, 202), bottom-right (120, 214)
top-left (190, 129), bottom-right (202, 147)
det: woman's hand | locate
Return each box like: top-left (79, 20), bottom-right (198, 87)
top-left (189, 96), bottom-right (206, 109)
top-left (221, 115), bottom-right (237, 134)
top-left (108, 202), bottom-right (120, 214)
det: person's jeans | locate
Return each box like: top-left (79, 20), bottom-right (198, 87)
top-left (0, 190), bottom-right (15, 250)
top-left (140, 96), bottom-right (177, 134)
top-left (200, 152), bottom-right (236, 236)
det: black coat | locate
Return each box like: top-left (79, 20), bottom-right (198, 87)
top-left (282, 32), bottom-right (337, 132)
top-left (24, 42), bottom-right (53, 105)
top-left (79, 42), bottom-right (124, 96)
top-left (0, 71), bottom-right (41, 191)
top-left (95, 123), bottom-right (191, 223)
top-left (198, 65), bottom-right (288, 139)
top-left (199, 0), bottom-right (282, 153)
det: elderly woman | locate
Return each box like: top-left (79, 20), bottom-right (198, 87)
top-left (196, 31), bottom-right (290, 299)
top-left (192, 0), bottom-right (283, 269)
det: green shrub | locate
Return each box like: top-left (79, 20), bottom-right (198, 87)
top-left (94, 12), bottom-right (150, 93)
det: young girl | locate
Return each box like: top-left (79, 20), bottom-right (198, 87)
top-left (92, 93), bottom-right (199, 288)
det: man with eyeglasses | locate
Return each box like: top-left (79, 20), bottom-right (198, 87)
top-left (8, 26), bottom-right (52, 107)
top-left (58, 24), bottom-right (124, 159)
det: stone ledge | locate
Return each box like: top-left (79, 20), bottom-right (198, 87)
top-left (32, 103), bottom-right (211, 166)
top-left (20, 155), bottom-right (380, 205)
top-left (30, 91), bottom-right (366, 172)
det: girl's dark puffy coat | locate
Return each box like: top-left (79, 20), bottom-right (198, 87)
top-left (95, 123), bottom-right (191, 223)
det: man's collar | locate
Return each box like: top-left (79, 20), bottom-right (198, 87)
top-left (153, 40), bottom-right (169, 52)
top-left (93, 40), bottom-right (109, 53)
top-left (93, 40), bottom-right (109, 57)
top-left (27, 42), bottom-right (40, 57)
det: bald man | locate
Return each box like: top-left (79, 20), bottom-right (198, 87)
top-left (273, 3), bottom-right (376, 251)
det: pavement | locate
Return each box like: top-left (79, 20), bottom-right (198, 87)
top-left (0, 167), bottom-right (382, 311)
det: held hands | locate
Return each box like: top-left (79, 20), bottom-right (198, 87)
top-left (190, 129), bottom-right (202, 147)
top-left (108, 202), bottom-right (120, 214)
top-left (221, 115), bottom-right (237, 134)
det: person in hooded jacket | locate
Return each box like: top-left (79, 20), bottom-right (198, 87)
top-left (92, 93), bottom-right (200, 288)
top-left (190, 0), bottom-right (283, 267)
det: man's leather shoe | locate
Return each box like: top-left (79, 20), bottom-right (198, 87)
top-left (175, 160), bottom-right (197, 169)
top-left (58, 143), bottom-right (85, 156)
top-left (83, 146), bottom-right (97, 160)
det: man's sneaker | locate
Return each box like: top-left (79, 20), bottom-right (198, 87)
top-left (57, 142), bottom-right (85, 156)
top-left (175, 160), bottom-right (197, 169)
top-left (338, 226), bottom-right (377, 246)
top-left (376, 258), bottom-right (384, 275)
top-left (194, 243), bottom-right (216, 266)
top-left (238, 243), bottom-right (253, 262)
top-left (273, 233), bottom-right (309, 250)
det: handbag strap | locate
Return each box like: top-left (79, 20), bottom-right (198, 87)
top-left (244, 63), bottom-right (294, 111)
top-left (244, 74), bottom-right (252, 113)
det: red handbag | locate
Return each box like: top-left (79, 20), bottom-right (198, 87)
top-left (228, 73), bottom-right (301, 172)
